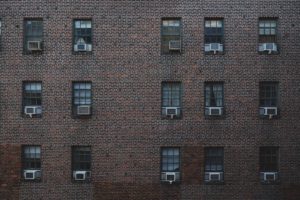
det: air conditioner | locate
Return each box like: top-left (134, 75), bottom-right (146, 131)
top-left (77, 105), bottom-right (91, 115)
top-left (259, 43), bottom-right (277, 54)
top-left (165, 107), bottom-right (179, 119)
top-left (261, 172), bottom-right (278, 181)
top-left (205, 172), bottom-right (222, 181)
top-left (205, 43), bottom-right (223, 54)
top-left (73, 171), bottom-right (91, 181)
top-left (24, 170), bottom-right (41, 180)
top-left (27, 41), bottom-right (42, 51)
top-left (206, 107), bottom-right (223, 116)
top-left (161, 172), bottom-right (180, 183)
top-left (169, 40), bottom-right (181, 51)
top-left (74, 44), bottom-right (92, 52)
top-left (24, 106), bottom-right (42, 117)
top-left (259, 107), bottom-right (277, 117)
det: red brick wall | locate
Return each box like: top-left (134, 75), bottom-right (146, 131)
top-left (0, 0), bottom-right (299, 199)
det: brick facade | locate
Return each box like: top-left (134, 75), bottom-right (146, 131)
top-left (0, 0), bottom-right (299, 199)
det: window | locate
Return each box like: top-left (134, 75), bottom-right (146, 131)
top-left (204, 19), bottom-right (224, 54)
top-left (22, 146), bottom-right (41, 180)
top-left (73, 20), bottom-right (92, 52)
top-left (23, 82), bottom-right (42, 117)
top-left (72, 82), bottom-right (92, 116)
top-left (258, 19), bottom-right (278, 53)
top-left (161, 19), bottom-right (181, 54)
top-left (24, 19), bottom-right (43, 53)
top-left (160, 147), bottom-right (180, 182)
top-left (205, 82), bottom-right (224, 116)
top-left (204, 147), bottom-right (224, 182)
top-left (72, 146), bottom-right (91, 181)
top-left (259, 82), bottom-right (278, 117)
top-left (161, 82), bottom-right (182, 119)
top-left (260, 147), bottom-right (279, 183)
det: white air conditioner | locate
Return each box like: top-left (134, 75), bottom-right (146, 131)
top-left (259, 43), bottom-right (277, 54)
top-left (205, 43), bottom-right (223, 54)
top-left (24, 170), bottom-right (41, 180)
top-left (74, 44), bottom-right (92, 52)
top-left (73, 171), bottom-right (91, 181)
top-left (205, 172), bottom-right (222, 181)
top-left (77, 105), bottom-right (91, 115)
top-left (27, 41), bottom-right (42, 51)
top-left (161, 172), bottom-right (180, 183)
top-left (206, 107), bottom-right (223, 116)
top-left (24, 106), bottom-right (42, 117)
top-left (261, 172), bottom-right (278, 181)
top-left (169, 40), bottom-right (181, 51)
top-left (165, 107), bottom-right (180, 119)
top-left (259, 107), bottom-right (277, 117)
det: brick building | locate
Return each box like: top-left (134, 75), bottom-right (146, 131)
top-left (0, 0), bottom-right (299, 199)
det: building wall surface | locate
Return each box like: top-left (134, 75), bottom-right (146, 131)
top-left (0, 0), bottom-right (299, 199)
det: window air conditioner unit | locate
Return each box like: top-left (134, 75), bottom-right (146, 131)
top-left (24, 170), bottom-right (41, 180)
top-left (161, 172), bottom-right (179, 184)
top-left (259, 43), bottom-right (277, 54)
top-left (262, 172), bottom-right (277, 181)
top-left (169, 40), bottom-right (181, 51)
top-left (207, 172), bottom-right (222, 181)
top-left (206, 107), bottom-right (223, 116)
top-left (27, 41), bottom-right (42, 51)
top-left (259, 107), bottom-right (277, 117)
top-left (24, 106), bottom-right (42, 117)
top-left (165, 107), bottom-right (179, 119)
top-left (73, 171), bottom-right (91, 181)
top-left (77, 105), bottom-right (91, 115)
top-left (205, 43), bottom-right (223, 54)
top-left (74, 44), bottom-right (87, 51)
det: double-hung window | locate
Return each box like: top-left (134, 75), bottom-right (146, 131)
top-left (24, 19), bottom-right (43, 53)
top-left (205, 82), bottom-right (224, 116)
top-left (73, 20), bottom-right (92, 52)
top-left (260, 147), bottom-right (279, 183)
top-left (259, 82), bottom-right (278, 117)
top-left (22, 146), bottom-right (41, 180)
top-left (161, 19), bottom-right (181, 54)
top-left (258, 19), bottom-right (278, 54)
top-left (72, 146), bottom-right (91, 181)
top-left (204, 19), bottom-right (224, 54)
top-left (204, 147), bottom-right (224, 183)
top-left (161, 147), bottom-right (180, 183)
top-left (72, 82), bottom-right (92, 116)
top-left (23, 82), bottom-right (42, 117)
top-left (161, 82), bottom-right (182, 119)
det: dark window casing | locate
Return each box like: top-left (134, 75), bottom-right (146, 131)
top-left (204, 19), bottom-right (224, 44)
top-left (22, 82), bottom-right (42, 117)
top-left (24, 19), bottom-right (43, 53)
top-left (260, 147), bottom-right (279, 172)
top-left (259, 82), bottom-right (278, 107)
top-left (161, 82), bottom-right (182, 119)
top-left (161, 147), bottom-right (180, 172)
top-left (72, 82), bottom-right (92, 117)
top-left (72, 146), bottom-right (91, 171)
top-left (73, 19), bottom-right (92, 52)
top-left (204, 147), bottom-right (224, 183)
top-left (161, 18), bottom-right (181, 54)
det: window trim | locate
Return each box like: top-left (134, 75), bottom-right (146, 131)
top-left (71, 146), bottom-right (92, 182)
top-left (161, 18), bottom-right (182, 54)
top-left (259, 81), bottom-right (279, 107)
top-left (160, 147), bottom-right (181, 173)
top-left (23, 18), bottom-right (43, 54)
top-left (204, 18), bottom-right (224, 54)
top-left (258, 17), bottom-right (279, 54)
top-left (161, 81), bottom-right (182, 119)
top-left (204, 147), bottom-right (224, 184)
top-left (72, 18), bottom-right (93, 54)
top-left (21, 145), bottom-right (42, 181)
top-left (22, 81), bottom-right (43, 118)
top-left (72, 81), bottom-right (92, 118)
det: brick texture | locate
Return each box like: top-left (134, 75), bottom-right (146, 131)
top-left (0, 0), bottom-right (299, 199)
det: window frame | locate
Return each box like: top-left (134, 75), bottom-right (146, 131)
top-left (259, 147), bottom-right (279, 172)
top-left (204, 147), bottom-right (224, 183)
top-left (259, 81), bottom-right (278, 107)
top-left (72, 146), bottom-right (92, 181)
top-left (23, 18), bottom-right (43, 54)
top-left (161, 81), bottom-right (182, 119)
top-left (161, 18), bottom-right (182, 54)
top-left (22, 81), bottom-right (42, 117)
top-left (258, 18), bottom-right (279, 54)
top-left (21, 145), bottom-right (42, 181)
top-left (73, 19), bottom-right (93, 53)
top-left (204, 82), bottom-right (224, 107)
top-left (160, 147), bottom-right (181, 173)
top-left (72, 81), bottom-right (92, 117)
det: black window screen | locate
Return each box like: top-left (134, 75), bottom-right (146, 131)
top-left (22, 146), bottom-right (41, 170)
top-left (72, 146), bottom-right (91, 171)
top-left (259, 82), bottom-right (278, 107)
top-left (205, 147), bottom-right (224, 172)
top-left (161, 147), bottom-right (180, 172)
top-left (205, 19), bottom-right (223, 43)
top-left (260, 147), bottom-right (279, 171)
